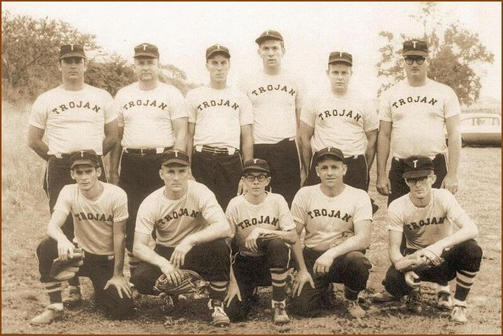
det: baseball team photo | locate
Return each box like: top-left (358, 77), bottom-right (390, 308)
top-left (1, 1), bottom-right (501, 334)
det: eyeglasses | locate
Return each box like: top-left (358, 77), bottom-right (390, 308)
top-left (62, 57), bottom-right (84, 65)
top-left (404, 56), bottom-right (426, 65)
top-left (405, 176), bottom-right (429, 184)
top-left (244, 174), bottom-right (268, 182)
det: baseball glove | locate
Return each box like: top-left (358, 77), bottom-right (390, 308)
top-left (49, 248), bottom-right (84, 281)
top-left (154, 269), bottom-right (208, 299)
top-left (395, 249), bottom-right (443, 273)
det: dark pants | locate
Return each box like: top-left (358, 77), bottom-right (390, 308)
top-left (226, 238), bottom-right (291, 321)
top-left (304, 154), bottom-right (368, 190)
top-left (36, 237), bottom-right (134, 319)
top-left (382, 239), bottom-right (482, 298)
top-left (289, 247), bottom-right (371, 317)
top-left (191, 150), bottom-right (242, 210)
top-left (254, 138), bottom-right (300, 207)
top-left (131, 239), bottom-right (230, 299)
top-left (119, 152), bottom-right (167, 251)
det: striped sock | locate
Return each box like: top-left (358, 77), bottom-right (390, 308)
top-left (45, 281), bottom-right (63, 304)
top-left (209, 281), bottom-right (228, 301)
top-left (270, 268), bottom-right (288, 302)
top-left (454, 269), bottom-right (478, 301)
top-left (344, 286), bottom-right (359, 301)
top-left (127, 251), bottom-right (140, 274)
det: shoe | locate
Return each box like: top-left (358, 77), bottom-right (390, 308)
top-left (451, 304), bottom-right (468, 323)
top-left (345, 299), bottom-right (366, 318)
top-left (437, 291), bottom-right (452, 310)
top-left (30, 305), bottom-right (63, 325)
top-left (405, 288), bottom-right (422, 314)
top-left (371, 290), bottom-right (399, 303)
top-left (272, 300), bottom-right (290, 325)
top-left (209, 300), bottom-right (230, 327)
top-left (63, 286), bottom-right (82, 307)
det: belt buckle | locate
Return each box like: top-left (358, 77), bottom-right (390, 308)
top-left (195, 145), bottom-right (203, 152)
top-left (54, 153), bottom-right (63, 159)
top-left (227, 147), bottom-right (236, 155)
top-left (156, 147), bottom-right (165, 154)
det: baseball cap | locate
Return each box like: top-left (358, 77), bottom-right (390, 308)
top-left (402, 39), bottom-right (428, 56)
top-left (206, 44), bottom-right (231, 60)
top-left (134, 43), bottom-right (159, 58)
top-left (242, 158), bottom-right (270, 175)
top-left (402, 156), bottom-right (434, 178)
top-left (255, 30), bottom-right (283, 45)
top-left (59, 44), bottom-right (86, 59)
top-left (70, 150), bottom-right (100, 169)
top-left (160, 150), bottom-right (190, 167)
top-left (328, 51), bottom-right (352, 66)
top-left (314, 147), bottom-right (345, 165)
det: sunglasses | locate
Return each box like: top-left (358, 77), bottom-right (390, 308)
top-left (244, 174), bottom-right (268, 182)
top-left (404, 56), bottom-right (426, 65)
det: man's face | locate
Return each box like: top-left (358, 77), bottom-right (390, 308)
top-left (134, 57), bottom-right (160, 82)
top-left (59, 57), bottom-right (87, 82)
top-left (159, 165), bottom-right (189, 192)
top-left (315, 157), bottom-right (346, 188)
top-left (257, 39), bottom-right (285, 69)
top-left (327, 63), bottom-right (352, 93)
top-left (403, 54), bottom-right (428, 81)
top-left (242, 171), bottom-right (271, 197)
top-left (206, 54), bottom-right (230, 84)
top-left (405, 174), bottom-right (435, 200)
top-left (70, 165), bottom-right (100, 191)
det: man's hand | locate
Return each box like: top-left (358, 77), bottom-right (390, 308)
top-left (224, 279), bottom-right (242, 308)
top-left (404, 271), bottom-right (420, 288)
top-left (417, 245), bottom-right (444, 266)
top-left (170, 239), bottom-right (196, 268)
top-left (376, 174), bottom-right (391, 196)
top-left (292, 269), bottom-right (315, 296)
top-left (109, 172), bottom-right (120, 185)
top-left (159, 260), bottom-right (184, 286)
top-left (245, 228), bottom-right (262, 252)
top-left (313, 252), bottom-right (334, 275)
top-left (104, 275), bottom-right (132, 299)
top-left (57, 238), bottom-right (75, 261)
top-left (441, 173), bottom-right (458, 194)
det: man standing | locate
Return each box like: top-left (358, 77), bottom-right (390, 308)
top-left (110, 43), bottom-right (187, 271)
top-left (186, 44), bottom-right (253, 210)
top-left (239, 30), bottom-right (303, 206)
top-left (131, 150), bottom-right (232, 327)
top-left (28, 44), bottom-right (118, 304)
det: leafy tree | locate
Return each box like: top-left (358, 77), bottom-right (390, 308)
top-left (376, 2), bottom-right (494, 105)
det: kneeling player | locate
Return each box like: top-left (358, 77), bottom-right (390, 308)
top-left (130, 150), bottom-right (232, 327)
top-left (31, 150), bottom-right (134, 325)
top-left (376, 156), bottom-right (482, 323)
top-left (290, 147), bottom-right (372, 318)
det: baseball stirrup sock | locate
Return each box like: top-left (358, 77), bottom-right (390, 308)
top-left (128, 251), bottom-right (140, 273)
top-left (454, 269), bottom-right (478, 301)
top-left (45, 281), bottom-right (63, 304)
top-left (344, 286), bottom-right (359, 301)
top-left (270, 268), bottom-right (288, 301)
top-left (209, 281), bottom-right (228, 301)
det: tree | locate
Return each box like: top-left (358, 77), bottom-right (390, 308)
top-left (376, 2), bottom-right (494, 106)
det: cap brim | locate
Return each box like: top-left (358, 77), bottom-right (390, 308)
top-left (71, 160), bottom-right (97, 169)
top-left (255, 36), bottom-right (283, 45)
top-left (329, 60), bottom-right (352, 66)
top-left (60, 52), bottom-right (86, 59)
top-left (206, 51), bottom-right (231, 59)
top-left (316, 153), bottom-right (344, 164)
top-left (403, 50), bottom-right (428, 56)
top-left (134, 53), bottom-right (158, 58)
top-left (402, 170), bottom-right (432, 178)
top-left (243, 167), bottom-right (270, 174)
top-left (162, 159), bottom-right (189, 167)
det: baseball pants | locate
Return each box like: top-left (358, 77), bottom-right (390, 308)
top-left (304, 154), bottom-right (368, 190)
top-left (191, 149), bottom-right (243, 210)
top-left (289, 247), bottom-right (371, 317)
top-left (131, 239), bottom-right (230, 301)
top-left (254, 138), bottom-right (300, 207)
top-left (36, 237), bottom-right (134, 319)
top-left (226, 238), bottom-right (292, 321)
top-left (382, 239), bottom-right (482, 298)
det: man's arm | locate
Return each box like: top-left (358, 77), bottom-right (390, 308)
top-left (443, 115), bottom-right (461, 194)
top-left (186, 122), bottom-right (195, 161)
top-left (322, 219), bottom-right (371, 261)
top-left (298, 121), bottom-right (314, 178)
top-left (27, 125), bottom-right (49, 161)
top-left (292, 219), bottom-right (315, 296)
top-left (240, 124), bottom-right (253, 162)
top-left (47, 210), bottom-right (75, 258)
top-left (104, 219), bottom-right (132, 298)
top-left (109, 126), bottom-right (123, 185)
top-left (376, 120), bottom-right (392, 195)
top-left (388, 229), bottom-right (405, 265)
top-left (103, 119), bottom-right (119, 155)
top-left (172, 117), bottom-right (188, 151)
top-left (365, 129), bottom-right (378, 173)
top-left (133, 232), bottom-right (172, 270)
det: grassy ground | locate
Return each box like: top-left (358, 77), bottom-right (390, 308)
top-left (2, 102), bottom-right (501, 334)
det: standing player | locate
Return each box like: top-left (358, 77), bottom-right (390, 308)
top-left (239, 30), bottom-right (303, 206)
top-left (375, 156), bottom-right (482, 323)
top-left (110, 43), bottom-right (187, 272)
top-left (186, 44), bottom-right (253, 209)
top-left (290, 147), bottom-right (372, 318)
top-left (131, 150), bottom-right (233, 327)
top-left (224, 159), bottom-right (310, 324)
top-left (31, 150), bottom-right (134, 325)
top-left (28, 44), bottom-right (118, 304)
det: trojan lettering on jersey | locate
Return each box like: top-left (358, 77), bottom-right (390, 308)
top-left (250, 84), bottom-right (296, 97)
top-left (155, 208), bottom-right (200, 225)
top-left (122, 99), bottom-right (169, 111)
top-left (75, 212), bottom-right (113, 222)
top-left (405, 216), bottom-right (447, 231)
top-left (51, 101), bottom-right (102, 114)
top-left (196, 99), bottom-right (239, 112)
top-left (236, 216), bottom-right (279, 230)
top-left (318, 109), bottom-right (362, 122)
top-left (307, 208), bottom-right (352, 222)
top-left (391, 96), bottom-right (438, 109)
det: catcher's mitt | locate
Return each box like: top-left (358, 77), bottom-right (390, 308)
top-left (154, 269), bottom-right (208, 299)
top-left (49, 248), bottom-right (84, 281)
top-left (395, 249), bottom-right (443, 273)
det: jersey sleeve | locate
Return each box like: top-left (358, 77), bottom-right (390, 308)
top-left (29, 93), bottom-right (48, 129)
top-left (112, 188), bottom-right (129, 222)
top-left (103, 91), bottom-right (117, 124)
top-left (135, 196), bottom-right (156, 235)
top-left (386, 200), bottom-right (404, 232)
top-left (199, 186), bottom-right (227, 226)
top-left (441, 190), bottom-right (466, 225)
top-left (290, 188), bottom-right (307, 228)
top-left (294, 75), bottom-right (305, 110)
top-left (363, 99), bottom-right (379, 132)
top-left (353, 190), bottom-right (373, 224)
top-left (239, 93), bottom-right (254, 126)
top-left (185, 90), bottom-right (198, 123)
top-left (444, 86), bottom-right (461, 118)
top-left (53, 185), bottom-right (73, 217)
top-left (224, 197), bottom-right (239, 237)
top-left (378, 91), bottom-right (393, 122)
top-left (276, 195), bottom-right (296, 231)
top-left (112, 89), bottom-right (125, 127)
top-left (169, 87), bottom-right (189, 120)
top-left (300, 95), bottom-right (316, 127)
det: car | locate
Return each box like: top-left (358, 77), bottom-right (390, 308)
top-left (459, 113), bottom-right (501, 147)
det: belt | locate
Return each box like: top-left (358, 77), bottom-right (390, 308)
top-left (52, 153), bottom-right (103, 160)
top-left (393, 153), bottom-right (443, 162)
top-left (344, 154), bottom-right (364, 160)
top-left (83, 250), bottom-right (114, 262)
top-left (123, 147), bottom-right (171, 155)
top-left (195, 145), bottom-right (237, 155)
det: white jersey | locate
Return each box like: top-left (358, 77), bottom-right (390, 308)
top-left (226, 192), bottom-right (295, 257)
top-left (291, 184), bottom-right (372, 252)
top-left (239, 70), bottom-right (303, 144)
top-left (29, 84), bottom-right (116, 155)
top-left (54, 182), bottom-right (128, 255)
top-left (113, 82), bottom-right (187, 148)
top-left (186, 85), bottom-right (253, 149)
top-left (301, 89), bottom-right (378, 156)
top-left (379, 78), bottom-right (461, 159)
top-left (387, 188), bottom-right (466, 250)
top-left (136, 180), bottom-right (227, 248)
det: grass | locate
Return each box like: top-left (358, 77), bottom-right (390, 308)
top-left (1, 101), bottom-right (501, 334)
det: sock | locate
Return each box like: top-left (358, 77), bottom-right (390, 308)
top-left (344, 286), bottom-right (359, 301)
top-left (209, 281), bottom-right (228, 303)
top-left (128, 250), bottom-right (139, 273)
top-left (454, 269), bottom-right (478, 301)
top-left (270, 267), bottom-right (288, 302)
top-left (45, 281), bottom-right (63, 304)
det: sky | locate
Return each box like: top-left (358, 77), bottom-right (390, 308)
top-left (3, 1), bottom-right (501, 102)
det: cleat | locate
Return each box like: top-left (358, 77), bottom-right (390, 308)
top-left (437, 291), bottom-right (452, 310)
top-left (272, 300), bottom-right (290, 325)
top-left (30, 305), bottom-right (63, 325)
top-left (451, 304), bottom-right (468, 324)
top-left (209, 300), bottom-right (230, 327)
top-left (371, 290), bottom-right (399, 303)
top-left (345, 299), bottom-right (366, 318)
top-left (406, 288), bottom-right (422, 314)
top-left (63, 286), bottom-right (82, 308)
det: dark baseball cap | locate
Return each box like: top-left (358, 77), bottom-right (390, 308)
top-left (255, 30), bottom-right (283, 45)
top-left (59, 44), bottom-right (86, 59)
top-left (314, 147), bottom-right (345, 165)
top-left (402, 39), bottom-right (428, 56)
top-left (70, 150), bottom-right (100, 169)
top-left (328, 51), bottom-right (352, 66)
top-left (402, 156), bottom-right (434, 178)
top-left (134, 43), bottom-right (159, 58)
top-left (242, 158), bottom-right (270, 175)
top-left (206, 44), bottom-right (231, 60)
top-left (160, 150), bottom-right (190, 167)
